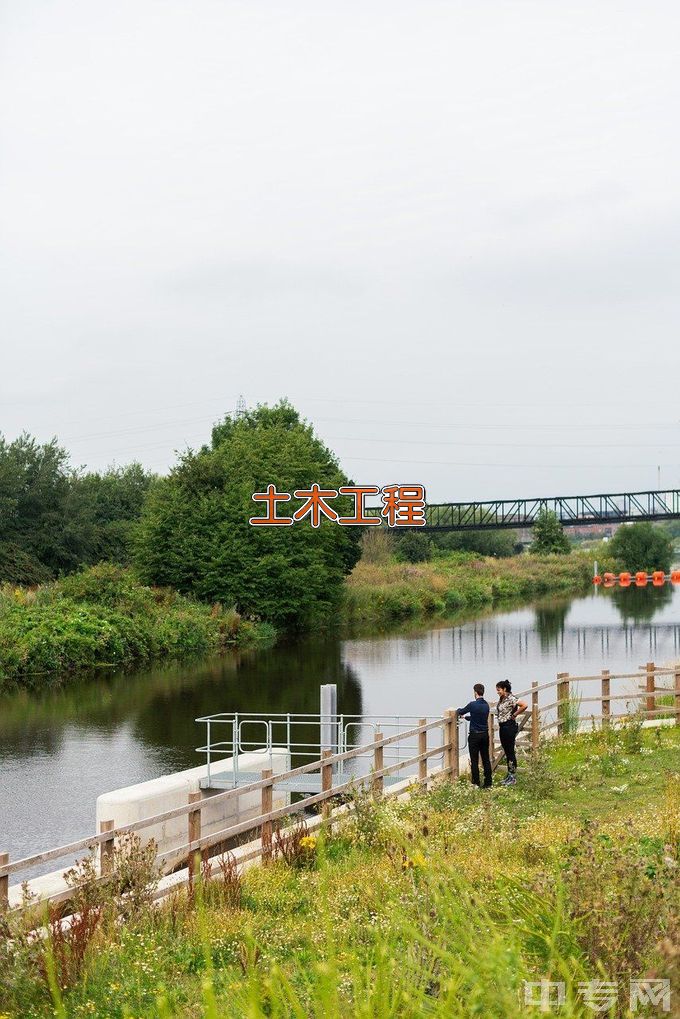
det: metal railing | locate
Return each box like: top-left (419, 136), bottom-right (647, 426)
top-left (194, 711), bottom-right (447, 790)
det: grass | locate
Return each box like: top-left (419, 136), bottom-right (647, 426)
top-left (342, 550), bottom-right (593, 627)
top-left (1, 726), bottom-right (677, 1018)
top-left (0, 564), bottom-right (276, 688)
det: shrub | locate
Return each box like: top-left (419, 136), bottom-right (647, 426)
top-left (609, 521), bottom-right (674, 574)
top-left (560, 822), bottom-right (677, 977)
top-left (395, 532), bottom-right (433, 563)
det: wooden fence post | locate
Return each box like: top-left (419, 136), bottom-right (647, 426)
top-left (450, 712), bottom-right (459, 780)
top-left (531, 681), bottom-right (539, 754)
top-left (675, 667), bottom-right (680, 726)
top-left (443, 709), bottom-right (456, 779)
top-left (557, 672), bottom-right (570, 736)
top-left (488, 711), bottom-right (495, 767)
top-left (646, 661), bottom-right (656, 716)
top-left (418, 719), bottom-right (427, 784)
top-left (0, 853), bottom-right (8, 909)
top-left (99, 820), bottom-right (115, 876)
top-left (372, 733), bottom-right (384, 798)
top-left (261, 770), bottom-right (273, 862)
top-left (188, 790), bottom-right (202, 877)
top-left (601, 669), bottom-right (611, 729)
top-left (321, 750), bottom-right (333, 820)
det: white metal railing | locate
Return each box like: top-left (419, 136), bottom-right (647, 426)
top-left (194, 711), bottom-right (447, 788)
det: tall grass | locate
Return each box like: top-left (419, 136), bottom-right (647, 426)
top-left (2, 728), bottom-right (677, 1018)
top-left (343, 552), bottom-right (592, 627)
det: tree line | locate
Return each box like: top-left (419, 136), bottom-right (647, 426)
top-left (2, 405), bottom-right (676, 632)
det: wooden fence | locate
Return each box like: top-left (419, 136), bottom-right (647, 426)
top-left (1, 663), bottom-right (678, 910)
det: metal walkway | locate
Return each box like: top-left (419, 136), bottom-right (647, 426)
top-left (195, 698), bottom-right (446, 795)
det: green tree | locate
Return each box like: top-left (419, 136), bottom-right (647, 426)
top-left (608, 522), bottom-right (673, 573)
top-left (0, 433), bottom-right (73, 577)
top-left (65, 464), bottom-right (154, 566)
top-left (530, 509), bottom-right (571, 555)
top-left (395, 531), bottom-right (433, 563)
top-left (432, 529), bottom-right (518, 558)
top-left (134, 401), bottom-right (361, 632)
top-left (0, 433), bottom-right (154, 581)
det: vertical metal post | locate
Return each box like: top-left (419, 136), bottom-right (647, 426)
top-left (646, 661), bottom-right (655, 716)
top-left (601, 669), bottom-right (611, 728)
top-left (320, 684), bottom-right (338, 759)
top-left (233, 714), bottom-right (239, 787)
top-left (206, 719), bottom-right (211, 788)
top-left (418, 718), bottom-right (427, 783)
top-left (339, 714), bottom-right (345, 779)
top-left (372, 732), bottom-right (384, 798)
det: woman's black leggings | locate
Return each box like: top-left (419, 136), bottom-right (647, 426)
top-left (499, 720), bottom-right (518, 773)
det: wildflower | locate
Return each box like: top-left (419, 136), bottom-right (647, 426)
top-left (299, 836), bottom-right (318, 851)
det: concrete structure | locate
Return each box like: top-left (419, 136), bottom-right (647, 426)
top-left (96, 748), bottom-right (290, 870)
top-left (9, 748), bottom-right (289, 907)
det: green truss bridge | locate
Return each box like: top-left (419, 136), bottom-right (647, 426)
top-left (410, 489), bottom-right (680, 532)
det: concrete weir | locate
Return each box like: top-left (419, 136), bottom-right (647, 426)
top-left (9, 748), bottom-right (290, 908)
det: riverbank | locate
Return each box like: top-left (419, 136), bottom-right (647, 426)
top-left (343, 550), bottom-right (593, 627)
top-left (0, 565), bottom-right (275, 688)
top-left (2, 725), bottom-right (677, 1017)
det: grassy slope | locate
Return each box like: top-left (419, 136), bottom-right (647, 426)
top-left (8, 725), bottom-right (677, 1018)
top-left (0, 565), bottom-right (274, 687)
top-left (343, 550), bottom-right (593, 626)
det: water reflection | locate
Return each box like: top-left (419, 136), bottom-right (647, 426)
top-left (609, 584), bottom-right (674, 623)
top-left (534, 601), bottom-right (571, 651)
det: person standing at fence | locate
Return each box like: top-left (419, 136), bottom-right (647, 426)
top-left (495, 680), bottom-right (527, 786)
top-left (456, 683), bottom-right (492, 788)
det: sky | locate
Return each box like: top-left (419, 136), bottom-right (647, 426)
top-left (1, 0), bottom-right (679, 502)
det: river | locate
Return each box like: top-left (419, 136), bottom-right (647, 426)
top-left (1, 583), bottom-right (678, 865)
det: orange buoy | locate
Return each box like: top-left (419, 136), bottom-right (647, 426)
top-left (619, 572), bottom-right (631, 587)
top-left (652, 570), bottom-right (666, 586)
top-left (671, 570), bottom-right (680, 584)
top-left (593, 575), bottom-right (602, 585)
top-left (635, 571), bottom-right (648, 586)
top-left (603, 572), bottom-right (615, 583)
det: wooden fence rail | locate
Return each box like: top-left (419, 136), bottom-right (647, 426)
top-left (1, 663), bottom-right (678, 910)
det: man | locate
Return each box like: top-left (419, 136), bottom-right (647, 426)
top-left (456, 683), bottom-right (492, 788)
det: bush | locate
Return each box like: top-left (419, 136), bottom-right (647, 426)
top-left (608, 521), bottom-right (674, 573)
top-left (395, 532), bottom-right (433, 563)
top-left (0, 566), bottom-right (275, 686)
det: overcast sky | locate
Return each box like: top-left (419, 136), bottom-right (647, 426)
top-left (1, 0), bottom-right (679, 502)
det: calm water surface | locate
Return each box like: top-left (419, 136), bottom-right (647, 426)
top-left (1, 585), bottom-right (679, 863)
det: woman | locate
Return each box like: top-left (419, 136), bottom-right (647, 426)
top-left (495, 680), bottom-right (527, 786)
